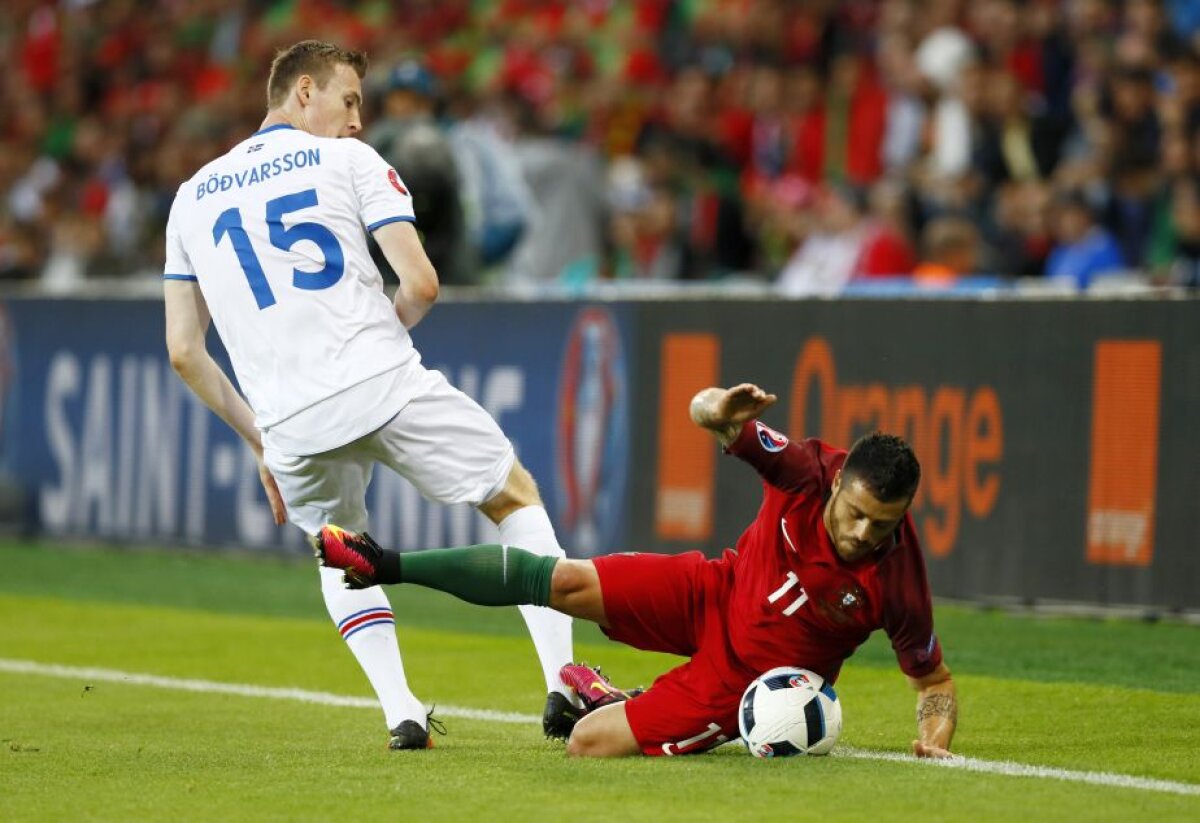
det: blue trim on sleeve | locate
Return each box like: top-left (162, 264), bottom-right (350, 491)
top-left (163, 273), bottom-right (199, 282)
top-left (252, 123), bottom-right (297, 137)
top-left (367, 215), bottom-right (417, 233)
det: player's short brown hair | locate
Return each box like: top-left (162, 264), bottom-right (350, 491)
top-left (266, 40), bottom-right (368, 109)
top-left (843, 432), bottom-right (920, 503)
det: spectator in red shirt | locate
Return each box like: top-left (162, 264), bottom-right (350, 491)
top-left (824, 51), bottom-right (888, 186)
top-left (856, 178), bottom-right (918, 277)
top-left (317, 383), bottom-right (958, 760)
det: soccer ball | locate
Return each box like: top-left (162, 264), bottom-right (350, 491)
top-left (738, 667), bottom-right (842, 758)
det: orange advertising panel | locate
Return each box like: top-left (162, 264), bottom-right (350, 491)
top-left (788, 336), bottom-right (1004, 558)
top-left (655, 334), bottom-right (720, 541)
top-left (1086, 341), bottom-right (1161, 567)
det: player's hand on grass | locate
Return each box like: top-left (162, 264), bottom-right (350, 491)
top-left (912, 740), bottom-right (958, 759)
top-left (256, 456), bottom-right (287, 526)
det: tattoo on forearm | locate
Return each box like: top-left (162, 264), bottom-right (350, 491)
top-left (917, 693), bottom-right (958, 725)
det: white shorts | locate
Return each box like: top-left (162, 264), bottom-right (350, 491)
top-left (264, 369), bottom-right (516, 536)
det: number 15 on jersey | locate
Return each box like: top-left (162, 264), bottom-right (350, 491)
top-left (213, 187), bottom-right (344, 309)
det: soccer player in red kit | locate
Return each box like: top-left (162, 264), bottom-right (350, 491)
top-left (316, 383), bottom-right (959, 758)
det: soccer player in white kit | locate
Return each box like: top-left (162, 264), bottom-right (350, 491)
top-left (162, 40), bottom-right (578, 749)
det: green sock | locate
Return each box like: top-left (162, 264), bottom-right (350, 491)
top-left (384, 544), bottom-right (556, 608)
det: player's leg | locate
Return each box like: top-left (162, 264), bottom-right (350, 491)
top-left (366, 372), bottom-right (576, 733)
top-left (316, 540), bottom-right (715, 647)
top-left (264, 443), bottom-right (430, 749)
top-left (538, 548), bottom-right (746, 758)
top-left (314, 534), bottom-right (645, 739)
top-left (566, 658), bottom-right (742, 758)
top-left (547, 556), bottom-right (608, 624)
top-left (565, 702), bottom-right (642, 758)
top-left (476, 459), bottom-right (576, 721)
top-left (566, 676), bottom-right (726, 758)
top-left (562, 552), bottom-right (733, 757)
top-left (316, 534), bottom-right (602, 620)
top-left (315, 538), bottom-right (721, 750)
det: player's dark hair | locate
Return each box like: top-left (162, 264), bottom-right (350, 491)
top-left (842, 432), bottom-right (920, 503)
top-left (267, 40), bottom-right (368, 109)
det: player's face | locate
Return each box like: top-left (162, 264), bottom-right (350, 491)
top-left (301, 63), bottom-right (363, 138)
top-left (824, 472), bottom-right (910, 563)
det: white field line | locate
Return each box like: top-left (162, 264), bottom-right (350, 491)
top-left (3, 657), bottom-right (1198, 798)
top-left (0, 658), bottom-right (535, 725)
top-left (834, 746), bottom-right (1200, 797)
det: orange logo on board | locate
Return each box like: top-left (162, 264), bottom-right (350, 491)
top-left (654, 333), bottom-right (721, 541)
top-left (788, 337), bottom-right (1003, 558)
top-left (1086, 341), bottom-right (1161, 567)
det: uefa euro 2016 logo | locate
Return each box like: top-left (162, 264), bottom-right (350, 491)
top-left (555, 307), bottom-right (628, 557)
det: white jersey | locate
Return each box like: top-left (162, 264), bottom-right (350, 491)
top-left (164, 124), bottom-right (424, 455)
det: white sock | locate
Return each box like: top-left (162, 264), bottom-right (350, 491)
top-left (319, 566), bottom-right (425, 730)
top-left (497, 506), bottom-right (575, 698)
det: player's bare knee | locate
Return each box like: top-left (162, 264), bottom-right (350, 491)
top-left (565, 733), bottom-right (592, 758)
top-left (566, 707), bottom-right (638, 757)
top-left (551, 559), bottom-right (584, 596)
top-left (565, 720), bottom-right (606, 758)
top-left (550, 560), bottom-right (602, 614)
top-left (550, 559), bottom-right (607, 622)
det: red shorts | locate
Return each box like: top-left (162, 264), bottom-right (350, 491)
top-left (593, 550), bottom-right (756, 756)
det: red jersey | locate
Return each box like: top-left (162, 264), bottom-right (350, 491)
top-left (722, 420), bottom-right (942, 683)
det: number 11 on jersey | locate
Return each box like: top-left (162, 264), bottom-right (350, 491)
top-left (768, 572), bottom-right (809, 616)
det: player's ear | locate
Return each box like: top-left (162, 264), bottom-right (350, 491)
top-left (297, 75), bottom-right (312, 105)
top-left (831, 470), bottom-right (842, 493)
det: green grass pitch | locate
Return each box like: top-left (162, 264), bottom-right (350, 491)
top-left (1, 540), bottom-right (1198, 821)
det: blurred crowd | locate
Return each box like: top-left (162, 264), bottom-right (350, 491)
top-left (2, 0), bottom-right (1200, 292)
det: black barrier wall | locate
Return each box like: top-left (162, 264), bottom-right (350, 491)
top-left (627, 298), bottom-right (1200, 611)
top-left (4, 295), bottom-right (1197, 610)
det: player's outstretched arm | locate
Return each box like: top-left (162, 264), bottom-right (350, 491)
top-left (908, 663), bottom-right (958, 759)
top-left (689, 383), bottom-right (778, 447)
top-left (374, 221), bottom-right (439, 329)
top-left (164, 281), bottom-right (286, 525)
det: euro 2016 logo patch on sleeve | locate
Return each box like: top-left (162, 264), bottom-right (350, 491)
top-left (387, 168), bottom-right (408, 195)
top-left (755, 421), bottom-right (788, 452)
